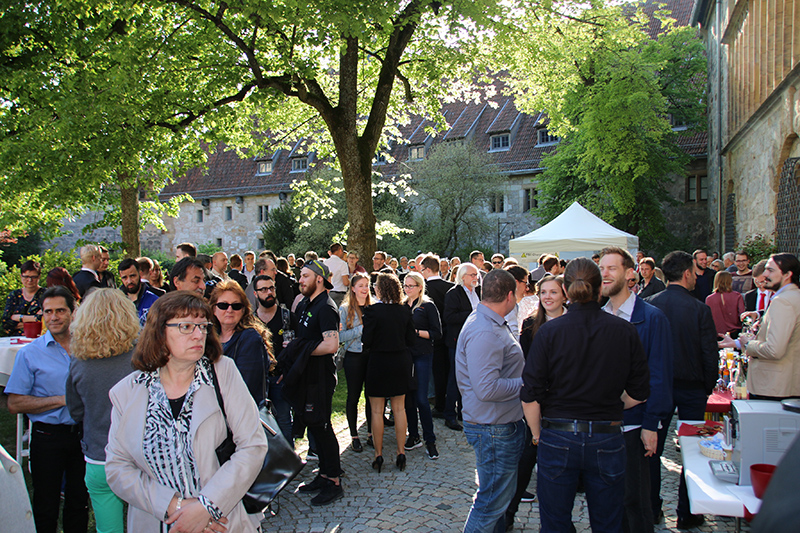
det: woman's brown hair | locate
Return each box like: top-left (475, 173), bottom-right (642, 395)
top-left (344, 272), bottom-right (373, 329)
top-left (375, 272), bottom-right (404, 305)
top-left (208, 280), bottom-right (275, 367)
top-left (132, 291), bottom-right (223, 371)
top-left (564, 257), bottom-right (601, 304)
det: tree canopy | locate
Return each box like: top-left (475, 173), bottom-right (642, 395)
top-left (501, 1), bottom-right (707, 249)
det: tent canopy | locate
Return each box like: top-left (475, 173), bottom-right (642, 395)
top-left (509, 202), bottom-right (639, 264)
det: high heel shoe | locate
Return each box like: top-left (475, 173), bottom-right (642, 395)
top-left (396, 454), bottom-right (406, 472)
top-left (372, 455), bottom-right (384, 473)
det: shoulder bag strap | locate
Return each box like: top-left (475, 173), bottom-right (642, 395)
top-left (208, 362), bottom-right (229, 423)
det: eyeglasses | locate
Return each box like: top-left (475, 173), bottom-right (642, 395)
top-left (215, 302), bottom-right (245, 311)
top-left (492, 261), bottom-right (503, 265)
top-left (255, 286), bottom-right (276, 293)
top-left (21, 275), bottom-right (40, 280)
top-left (403, 284), bottom-right (418, 289)
top-left (165, 322), bottom-right (214, 335)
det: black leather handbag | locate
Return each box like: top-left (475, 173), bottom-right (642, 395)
top-left (210, 364), bottom-right (305, 514)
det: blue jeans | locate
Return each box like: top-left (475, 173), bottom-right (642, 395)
top-left (463, 419), bottom-right (525, 533)
top-left (268, 374), bottom-right (293, 446)
top-left (538, 423), bottom-right (626, 533)
top-left (406, 351), bottom-right (436, 443)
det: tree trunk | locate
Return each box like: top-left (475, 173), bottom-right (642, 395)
top-left (119, 178), bottom-right (140, 258)
top-left (334, 133), bottom-right (377, 268)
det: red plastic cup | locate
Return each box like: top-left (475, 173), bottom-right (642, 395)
top-left (750, 463), bottom-right (777, 499)
top-left (23, 321), bottom-right (42, 339)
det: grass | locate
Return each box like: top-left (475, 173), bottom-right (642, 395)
top-left (0, 369), bottom-right (359, 532)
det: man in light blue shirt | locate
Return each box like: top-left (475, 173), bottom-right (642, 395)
top-left (6, 286), bottom-right (88, 533)
top-left (456, 269), bottom-right (525, 533)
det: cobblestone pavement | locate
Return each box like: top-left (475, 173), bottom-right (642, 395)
top-left (263, 415), bottom-right (750, 532)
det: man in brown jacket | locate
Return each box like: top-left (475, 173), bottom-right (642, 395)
top-left (727, 253), bottom-right (800, 400)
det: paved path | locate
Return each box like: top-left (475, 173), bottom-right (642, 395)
top-left (263, 415), bottom-right (750, 532)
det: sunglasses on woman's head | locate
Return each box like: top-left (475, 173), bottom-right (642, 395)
top-left (215, 302), bottom-right (245, 311)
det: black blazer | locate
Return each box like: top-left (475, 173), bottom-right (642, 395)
top-left (744, 289), bottom-right (757, 312)
top-left (362, 303), bottom-right (416, 353)
top-left (425, 278), bottom-right (455, 316)
top-left (443, 284), bottom-right (481, 349)
top-left (229, 269), bottom-right (249, 291)
top-left (72, 270), bottom-right (101, 298)
top-left (638, 277), bottom-right (666, 299)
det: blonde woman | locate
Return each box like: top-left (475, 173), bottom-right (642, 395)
top-left (66, 289), bottom-right (140, 533)
top-left (402, 272), bottom-right (442, 459)
top-left (339, 272), bottom-right (373, 452)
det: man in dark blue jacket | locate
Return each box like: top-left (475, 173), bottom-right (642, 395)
top-left (646, 251), bottom-right (718, 529)
top-left (600, 247), bottom-right (673, 533)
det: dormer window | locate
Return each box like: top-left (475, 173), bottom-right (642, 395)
top-left (256, 160), bottom-right (273, 175)
top-left (291, 157), bottom-right (308, 172)
top-left (538, 128), bottom-right (559, 145)
top-left (375, 152), bottom-right (387, 165)
top-left (490, 134), bottom-right (510, 151)
top-left (408, 145), bottom-right (425, 161)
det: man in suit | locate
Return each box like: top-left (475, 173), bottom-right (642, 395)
top-left (744, 259), bottom-right (772, 313)
top-left (442, 262), bottom-right (481, 431)
top-left (227, 254), bottom-right (249, 291)
top-left (72, 244), bottom-right (103, 298)
top-left (722, 253), bottom-right (800, 401)
top-left (638, 257), bottom-right (665, 299)
top-left (419, 254), bottom-right (455, 418)
top-left (645, 251), bottom-right (718, 529)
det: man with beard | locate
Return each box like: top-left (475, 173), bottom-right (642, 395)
top-left (689, 249), bottom-right (715, 302)
top-left (645, 251), bottom-right (718, 529)
top-left (721, 253), bottom-right (800, 400)
top-left (253, 274), bottom-right (297, 442)
top-left (599, 247), bottom-right (672, 533)
top-left (117, 258), bottom-right (159, 325)
top-left (291, 260), bottom-right (343, 505)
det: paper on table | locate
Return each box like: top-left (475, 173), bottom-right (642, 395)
top-left (727, 485), bottom-right (761, 514)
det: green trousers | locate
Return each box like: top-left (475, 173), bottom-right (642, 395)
top-left (85, 462), bottom-right (124, 533)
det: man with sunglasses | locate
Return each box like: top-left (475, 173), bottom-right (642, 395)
top-left (252, 275), bottom-right (297, 443)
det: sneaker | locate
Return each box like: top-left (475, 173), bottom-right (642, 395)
top-left (306, 449), bottom-right (318, 461)
top-left (520, 491), bottom-right (536, 503)
top-left (310, 481), bottom-right (344, 506)
top-left (426, 442), bottom-right (439, 460)
top-left (298, 474), bottom-right (327, 493)
top-left (404, 435), bottom-right (423, 450)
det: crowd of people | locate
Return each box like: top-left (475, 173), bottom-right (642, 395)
top-left (2, 239), bottom-right (799, 533)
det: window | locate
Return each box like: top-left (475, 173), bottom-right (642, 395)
top-left (258, 238), bottom-right (265, 249)
top-left (669, 114), bottom-right (689, 131)
top-left (537, 128), bottom-right (559, 145)
top-left (375, 151), bottom-right (387, 164)
top-left (138, 189), bottom-right (147, 200)
top-left (687, 175), bottom-right (708, 202)
top-left (489, 193), bottom-right (505, 213)
top-left (258, 205), bottom-right (269, 222)
top-left (408, 145), bottom-right (425, 160)
top-left (216, 238), bottom-right (222, 247)
top-left (197, 209), bottom-right (204, 223)
top-left (523, 188), bottom-right (538, 212)
top-left (224, 206), bottom-right (232, 221)
top-left (490, 134), bottom-right (510, 151)
top-left (291, 157), bottom-right (308, 172)
top-left (256, 160), bottom-right (272, 175)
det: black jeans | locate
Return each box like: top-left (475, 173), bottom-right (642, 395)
top-left (343, 350), bottom-right (371, 437)
top-left (432, 341), bottom-right (449, 412)
top-left (649, 386), bottom-right (707, 519)
top-left (623, 428), bottom-right (653, 533)
top-left (306, 370), bottom-right (342, 478)
top-left (30, 423), bottom-right (89, 533)
top-left (506, 423), bottom-right (538, 519)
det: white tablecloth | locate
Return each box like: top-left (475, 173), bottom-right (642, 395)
top-left (0, 337), bottom-right (30, 387)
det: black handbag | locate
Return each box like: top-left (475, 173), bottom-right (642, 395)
top-left (210, 364), bottom-right (306, 514)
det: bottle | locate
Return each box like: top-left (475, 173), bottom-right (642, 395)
top-left (734, 361), bottom-right (747, 399)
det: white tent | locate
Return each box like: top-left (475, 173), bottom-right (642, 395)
top-left (508, 202), bottom-right (639, 267)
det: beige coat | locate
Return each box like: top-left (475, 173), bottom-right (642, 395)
top-left (105, 356), bottom-right (267, 532)
top-left (746, 283), bottom-right (800, 397)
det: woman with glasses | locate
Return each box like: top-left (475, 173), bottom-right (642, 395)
top-left (209, 280), bottom-right (274, 405)
top-left (105, 291), bottom-right (268, 532)
top-left (339, 272), bottom-right (373, 452)
top-left (362, 273), bottom-right (416, 472)
top-left (2, 259), bottom-right (44, 335)
top-left (402, 272), bottom-right (442, 460)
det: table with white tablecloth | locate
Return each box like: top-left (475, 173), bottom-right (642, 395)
top-left (0, 336), bottom-right (33, 463)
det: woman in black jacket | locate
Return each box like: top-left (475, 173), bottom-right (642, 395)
top-left (402, 272), bottom-right (442, 460)
top-left (362, 273), bottom-right (416, 472)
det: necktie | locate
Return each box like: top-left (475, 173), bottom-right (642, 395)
top-left (758, 292), bottom-right (765, 311)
